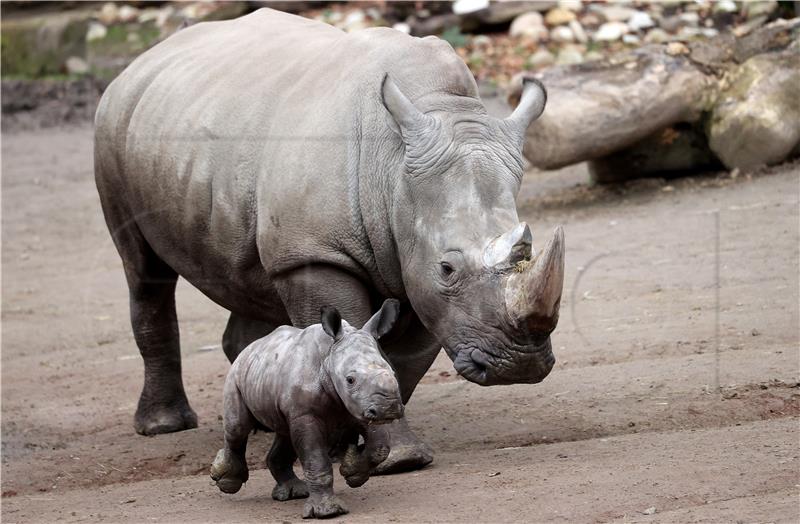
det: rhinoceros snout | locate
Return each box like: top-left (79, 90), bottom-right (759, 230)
top-left (364, 399), bottom-right (404, 424)
top-left (452, 340), bottom-right (555, 386)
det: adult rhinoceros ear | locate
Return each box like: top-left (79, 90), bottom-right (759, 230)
top-left (320, 306), bottom-right (343, 341)
top-left (381, 75), bottom-right (434, 140)
top-left (362, 299), bottom-right (400, 340)
top-left (503, 77), bottom-right (547, 143)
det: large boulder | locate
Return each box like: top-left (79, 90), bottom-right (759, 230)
top-left (708, 48), bottom-right (800, 169)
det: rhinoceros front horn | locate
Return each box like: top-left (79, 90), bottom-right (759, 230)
top-left (504, 226), bottom-right (565, 335)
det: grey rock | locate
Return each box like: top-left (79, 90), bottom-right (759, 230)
top-left (86, 21), bottom-right (107, 42)
top-left (65, 56), bottom-right (89, 75)
top-left (453, 0), bottom-right (490, 15)
top-left (679, 12), bottom-right (700, 26)
top-left (600, 6), bottom-right (637, 23)
top-left (97, 2), bottom-right (119, 26)
top-left (557, 0), bottom-right (582, 12)
top-left (527, 48), bottom-right (556, 68)
top-left (510, 11), bottom-right (547, 39)
top-left (743, 1), bottom-right (778, 21)
top-left (479, 1), bottom-right (558, 24)
top-left (622, 34), bottom-right (641, 45)
top-left (713, 0), bottom-right (738, 14)
top-left (644, 28), bottom-right (671, 44)
top-left (118, 5), bottom-right (139, 24)
top-left (544, 7), bottom-right (576, 26)
top-left (594, 21), bottom-right (629, 41)
top-left (628, 11), bottom-right (655, 31)
top-left (556, 46), bottom-right (584, 65)
top-left (569, 19), bottom-right (588, 43)
top-left (550, 25), bottom-right (575, 43)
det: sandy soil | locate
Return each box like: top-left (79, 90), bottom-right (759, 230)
top-left (2, 125), bottom-right (798, 523)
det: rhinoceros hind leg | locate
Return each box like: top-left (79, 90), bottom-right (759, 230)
top-left (269, 435), bottom-right (309, 501)
top-left (120, 233), bottom-right (197, 436)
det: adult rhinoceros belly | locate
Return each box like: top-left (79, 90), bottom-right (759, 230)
top-left (95, 8), bottom-right (477, 315)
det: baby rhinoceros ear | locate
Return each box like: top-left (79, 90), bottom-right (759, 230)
top-left (362, 299), bottom-right (401, 340)
top-left (320, 306), bottom-right (343, 341)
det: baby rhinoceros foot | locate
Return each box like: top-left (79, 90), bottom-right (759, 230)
top-left (302, 495), bottom-right (348, 519)
top-left (272, 478), bottom-right (309, 501)
top-left (210, 449), bottom-right (249, 494)
top-left (340, 443), bottom-right (389, 488)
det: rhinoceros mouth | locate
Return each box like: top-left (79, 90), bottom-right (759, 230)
top-left (448, 341), bottom-right (555, 386)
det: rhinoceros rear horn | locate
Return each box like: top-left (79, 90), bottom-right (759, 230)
top-left (381, 75), bottom-right (433, 139)
top-left (504, 77), bottom-right (547, 141)
top-left (505, 226), bottom-right (565, 335)
top-left (484, 222), bottom-right (533, 269)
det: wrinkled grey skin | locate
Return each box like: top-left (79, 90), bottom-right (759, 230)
top-left (211, 300), bottom-right (403, 519)
top-left (94, 9), bottom-right (565, 472)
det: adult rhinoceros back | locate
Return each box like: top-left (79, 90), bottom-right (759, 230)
top-left (95, 8), bottom-right (564, 473)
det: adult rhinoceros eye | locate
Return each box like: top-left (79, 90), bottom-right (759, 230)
top-left (439, 251), bottom-right (464, 282)
top-left (346, 376), bottom-right (355, 385)
top-left (440, 261), bottom-right (454, 277)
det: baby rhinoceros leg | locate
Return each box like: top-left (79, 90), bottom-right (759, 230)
top-left (211, 378), bottom-right (253, 494)
top-left (268, 435), bottom-right (309, 501)
top-left (210, 448), bottom-right (249, 494)
top-left (291, 416), bottom-right (348, 519)
top-left (339, 426), bottom-right (391, 488)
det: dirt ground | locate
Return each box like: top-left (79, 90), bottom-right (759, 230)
top-left (2, 125), bottom-right (798, 523)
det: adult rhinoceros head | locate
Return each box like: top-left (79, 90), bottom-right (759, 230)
top-left (382, 76), bottom-right (564, 386)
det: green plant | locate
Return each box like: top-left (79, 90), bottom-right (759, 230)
top-left (440, 26), bottom-right (468, 49)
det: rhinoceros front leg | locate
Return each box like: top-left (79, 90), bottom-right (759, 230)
top-left (291, 415), bottom-right (348, 519)
top-left (371, 318), bottom-right (439, 475)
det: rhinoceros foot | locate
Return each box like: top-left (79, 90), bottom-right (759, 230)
top-left (302, 494), bottom-right (348, 519)
top-left (272, 478), bottom-right (309, 501)
top-left (371, 443), bottom-right (433, 475)
top-left (370, 418), bottom-right (433, 475)
top-left (134, 399), bottom-right (197, 436)
top-left (210, 448), bottom-right (249, 494)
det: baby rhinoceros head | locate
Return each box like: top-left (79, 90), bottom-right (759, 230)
top-left (321, 299), bottom-right (404, 425)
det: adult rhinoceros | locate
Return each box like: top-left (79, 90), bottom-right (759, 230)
top-left (94, 8), bottom-right (564, 473)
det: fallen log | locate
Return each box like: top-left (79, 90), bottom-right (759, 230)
top-left (509, 18), bottom-right (800, 176)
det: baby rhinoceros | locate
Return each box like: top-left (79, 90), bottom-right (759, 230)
top-left (211, 299), bottom-right (404, 519)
